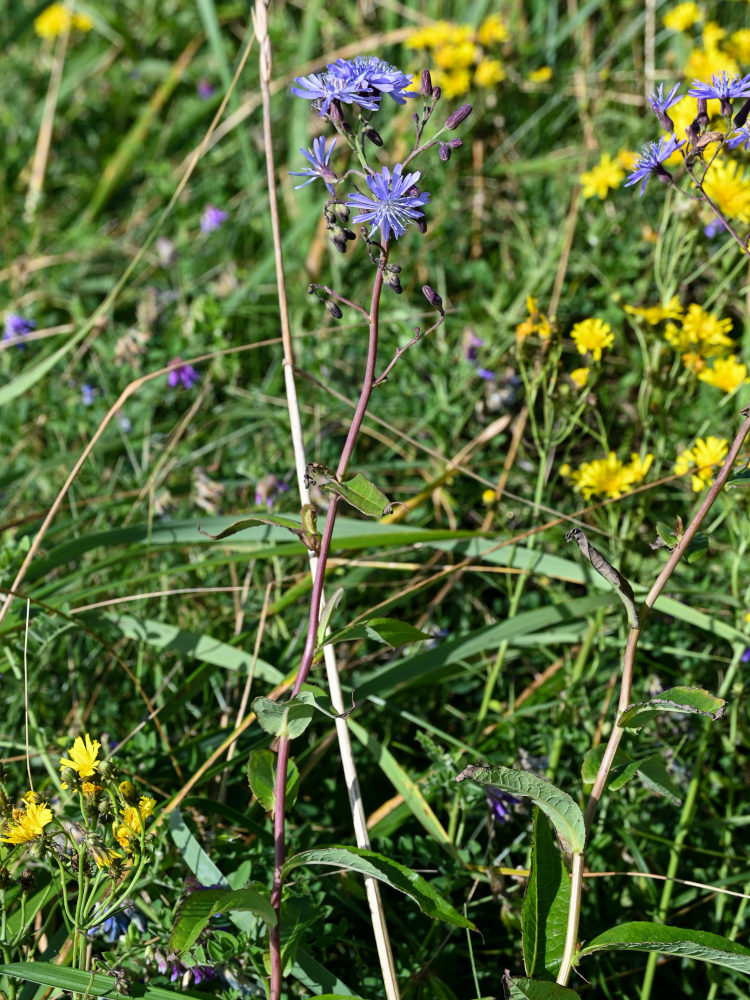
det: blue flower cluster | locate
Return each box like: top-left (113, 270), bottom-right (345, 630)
top-left (292, 56), bottom-right (417, 116)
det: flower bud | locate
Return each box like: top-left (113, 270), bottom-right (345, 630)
top-left (735, 97), bottom-right (750, 128)
top-left (364, 125), bottom-right (383, 147)
top-left (416, 216), bottom-right (427, 234)
top-left (98, 759), bottom-right (117, 782)
top-left (431, 86), bottom-right (441, 102)
top-left (325, 300), bottom-right (343, 319)
top-left (334, 202), bottom-right (350, 223)
top-left (60, 767), bottom-right (79, 790)
top-left (420, 69), bottom-right (432, 97)
top-left (119, 780), bottom-right (139, 806)
top-left (422, 285), bottom-right (443, 312)
top-left (446, 103), bottom-right (473, 129)
top-left (439, 142), bottom-right (451, 162)
top-left (19, 868), bottom-right (34, 893)
top-left (385, 271), bottom-right (402, 294)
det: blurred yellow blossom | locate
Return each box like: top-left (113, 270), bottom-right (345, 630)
top-left (616, 149), bottom-right (638, 170)
top-left (528, 66), bottom-right (553, 83)
top-left (569, 367), bottom-right (590, 388)
top-left (663, 2), bottom-right (703, 32)
top-left (34, 3), bottom-right (93, 38)
top-left (482, 488), bottom-right (497, 505)
top-left (727, 29), bottom-right (750, 63)
top-left (698, 355), bottom-right (749, 392)
top-left (434, 41), bottom-right (477, 70)
top-left (580, 153), bottom-right (625, 199)
top-left (516, 296), bottom-right (552, 341)
top-left (570, 318), bottom-right (614, 361)
top-left (624, 296), bottom-right (683, 325)
top-left (664, 303), bottom-right (733, 356)
top-left (406, 21), bottom-right (462, 49)
top-left (433, 69), bottom-right (472, 98)
top-left (674, 436), bottom-right (728, 491)
top-left (563, 452), bottom-right (653, 499)
top-left (702, 158), bottom-right (750, 223)
top-left (683, 47), bottom-right (739, 84)
top-left (477, 14), bottom-right (509, 46)
top-left (475, 58), bottom-right (505, 87)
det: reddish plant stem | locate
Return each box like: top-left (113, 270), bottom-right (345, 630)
top-left (268, 252), bottom-right (388, 1000)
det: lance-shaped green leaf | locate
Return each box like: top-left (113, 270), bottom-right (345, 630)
top-left (322, 473), bottom-right (394, 518)
top-left (170, 886), bottom-right (276, 954)
top-left (581, 747), bottom-right (682, 804)
top-left (578, 921), bottom-right (750, 973)
top-left (253, 691), bottom-right (316, 739)
top-left (0, 960), bottom-right (207, 998)
top-left (502, 974), bottom-right (580, 1000)
top-left (248, 749), bottom-right (300, 813)
top-left (317, 588), bottom-right (344, 650)
top-left (523, 810), bottom-right (571, 979)
top-left (456, 765), bottom-right (584, 855)
top-left (200, 509), bottom-right (321, 553)
top-left (283, 846), bottom-right (474, 929)
top-left (619, 686), bottom-right (725, 729)
top-left (322, 617), bottom-right (431, 650)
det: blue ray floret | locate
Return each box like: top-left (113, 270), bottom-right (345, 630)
top-left (624, 135), bottom-right (684, 195)
top-left (346, 164), bottom-right (430, 242)
top-left (688, 72), bottom-right (750, 115)
top-left (647, 83), bottom-right (682, 131)
top-left (292, 56), bottom-right (417, 117)
top-left (289, 136), bottom-right (338, 195)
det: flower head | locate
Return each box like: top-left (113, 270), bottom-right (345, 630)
top-left (346, 164), bottom-right (430, 243)
top-left (167, 359), bottom-right (200, 389)
top-left (1, 799), bottom-right (53, 845)
top-left (674, 436), bottom-right (728, 491)
top-left (625, 135), bottom-right (685, 195)
top-left (702, 158), bottom-right (750, 222)
top-left (562, 452), bottom-right (653, 499)
top-left (486, 786), bottom-right (519, 824)
top-left (663, 2), bottom-right (703, 32)
top-left (477, 14), bottom-right (509, 46)
top-left (698, 355), bottom-right (748, 393)
top-left (569, 367), bottom-right (589, 388)
top-left (34, 3), bottom-right (93, 38)
top-left (4, 313), bottom-right (36, 342)
top-left (664, 303), bottom-right (733, 356)
top-left (688, 72), bottom-right (750, 115)
top-left (570, 317), bottom-right (614, 361)
top-left (647, 83), bottom-right (683, 131)
top-left (292, 57), bottom-right (416, 117)
top-left (196, 79), bottom-right (214, 99)
top-left (114, 796), bottom-right (156, 853)
top-left (289, 136), bottom-right (338, 196)
top-left (580, 153), bottom-right (625, 199)
top-left (60, 734), bottom-right (101, 780)
top-left (516, 296), bottom-right (552, 341)
top-left (200, 205), bottom-right (228, 233)
top-left (624, 296), bottom-right (683, 325)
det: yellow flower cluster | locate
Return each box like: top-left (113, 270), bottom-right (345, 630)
top-left (625, 299), bottom-right (748, 393)
top-left (114, 796), bottom-right (157, 853)
top-left (674, 436), bottom-right (728, 492)
top-left (406, 15), bottom-right (509, 98)
top-left (34, 3), bottom-right (93, 39)
top-left (516, 295), bottom-right (552, 342)
top-left (562, 452), bottom-right (653, 499)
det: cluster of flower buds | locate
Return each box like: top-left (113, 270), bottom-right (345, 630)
top-left (323, 201), bottom-right (356, 254)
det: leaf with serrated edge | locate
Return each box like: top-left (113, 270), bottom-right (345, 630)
top-left (324, 617), bottom-right (431, 650)
top-left (456, 766), bottom-right (584, 854)
top-left (322, 473), bottom-right (392, 518)
top-left (522, 810), bottom-right (571, 979)
top-left (252, 691), bottom-right (316, 739)
top-left (620, 686), bottom-right (725, 729)
top-left (578, 921), bottom-right (750, 973)
top-left (283, 846), bottom-right (474, 929)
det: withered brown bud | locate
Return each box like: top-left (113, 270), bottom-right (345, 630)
top-left (19, 868), bottom-right (35, 893)
top-left (445, 103), bottom-right (473, 129)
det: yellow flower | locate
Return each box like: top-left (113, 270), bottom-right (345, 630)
top-left (570, 318), bottom-right (614, 361)
top-left (663, 2), bottom-right (703, 32)
top-left (60, 733), bottom-right (100, 780)
top-left (516, 296), bottom-right (552, 341)
top-left (114, 796), bottom-right (156, 853)
top-left (432, 68), bottom-right (472, 99)
top-left (681, 351), bottom-right (706, 373)
top-left (475, 58), bottom-right (505, 88)
top-left (664, 303), bottom-right (733, 356)
top-left (702, 21), bottom-right (727, 51)
top-left (624, 295), bottom-right (683, 325)
top-left (616, 149), bottom-right (638, 170)
top-left (482, 488), bottom-right (497, 505)
top-left (569, 367), bottom-right (590, 388)
top-left (528, 66), bottom-right (553, 83)
top-left (434, 41), bottom-right (477, 70)
top-left (698, 355), bottom-right (749, 392)
top-left (727, 29), bottom-right (750, 63)
top-left (674, 436), bottom-right (728, 491)
top-left (477, 14), bottom-right (509, 46)
top-left (702, 158), bottom-right (750, 223)
top-left (683, 48), bottom-right (740, 86)
top-left (407, 22), bottom-right (470, 50)
top-left (564, 452), bottom-right (653, 499)
top-left (580, 153), bottom-right (625, 200)
top-left (34, 3), bottom-right (93, 38)
top-left (1, 799), bottom-right (53, 844)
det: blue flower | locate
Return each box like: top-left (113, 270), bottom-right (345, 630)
top-left (647, 82), bottom-right (682, 131)
top-left (477, 367), bottom-right (495, 380)
top-left (704, 217), bottom-right (727, 238)
top-left (292, 56), bottom-right (416, 117)
top-left (81, 384), bottom-right (96, 405)
top-left (688, 72), bottom-right (750, 115)
top-left (167, 359), bottom-right (200, 389)
top-left (486, 787), bottom-right (519, 825)
top-left (624, 135), bottom-right (684, 195)
top-left (726, 126), bottom-right (750, 151)
top-left (289, 136), bottom-right (338, 195)
top-left (196, 78), bottom-right (214, 99)
top-left (200, 204), bottom-right (228, 233)
top-left (3, 313), bottom-right (36, 343)
top-left (346, 163), bottom-right (430, 242)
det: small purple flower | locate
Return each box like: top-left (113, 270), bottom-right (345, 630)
top-left (624, 135), bottom-right (684, 195)
top-left (486, 787), bottom-right (519, 825)
top-left (742, 647), bottom-right (750, 663)
top-left (647, 83), bottom-right (682, 131)
top-left (346, 163), bottom-right (430, 243)
top-left (254, 474), bottom-right (290, 510)
top-left (192, 966), bottom-right (217, 985)
top-left (3, 313), bottom-right (36, 342)
top-left (688, 72), bottom-right (750, 116)
top-left (726, 126), bottom-right (750, 151)
top-left (289, 136), bottom-right (338, 195)
top-left (477, 367), bottom-right (495, 380)
top-left (81, 384), bottom-right (96, 405)
top-left (167, 359), bottom-right (200, 389)
top-left (196, 78), bottom-right (214, 99)
top-left (463, 331), bottom-right (484, 361)
top-left (704, 216), bottom-right (727, 238)
top-left (200, 205), bottom-right (229, 233)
